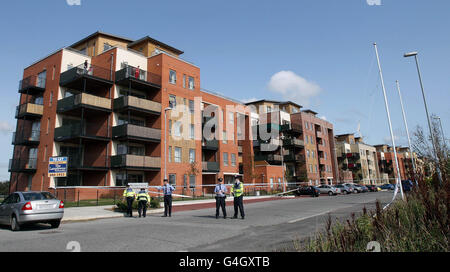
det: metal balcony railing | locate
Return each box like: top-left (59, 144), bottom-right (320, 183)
top-left (18, 75), bottom-right (46, 94)
top-left (113, 95), bottom-right (161, 115)
top-left (54, 123), bottom-right (110, 141)
top-left (9, 158), bottom-right (37, 172)
top-left (15, 103), bottom-right (44, 119)
top-left (59, 63), bottom-right (112, 90)
top-left (57, 93), bottom-right (112, 113)
top-left (112, 124), bottom-right (161, 142)
top-left (111, 154), bottom-right (161, 170)
top-left (202, 139), bottom-right (219, 150)
top-left (115, 65), bottom-right (161, 90)
top-left (202, 161), bottom-right (220, 172)
top-left (12, 130), bottom-right (40, 145)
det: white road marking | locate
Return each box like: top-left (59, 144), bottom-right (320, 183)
top-left (288, 210), bottom-right (332, 224)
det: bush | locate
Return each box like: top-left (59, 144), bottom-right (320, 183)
top-left (299, 175), bottom-right (449, 252)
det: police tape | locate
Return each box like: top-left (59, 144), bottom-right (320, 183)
top-left (146, 191), bottom-right (193, 198)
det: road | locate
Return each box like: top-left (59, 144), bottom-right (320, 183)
top-left (0, 191), bottom-right (393, 252)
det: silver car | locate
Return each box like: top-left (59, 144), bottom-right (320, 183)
top-left (0, 191), bottom-right (64, 231)
top-left (317, 185), bottom-right (340, 196)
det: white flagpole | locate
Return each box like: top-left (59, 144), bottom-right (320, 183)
top-left (373, 43), bottom-right (405, 201)
top-left (395, 80), bottom-right (417, 179)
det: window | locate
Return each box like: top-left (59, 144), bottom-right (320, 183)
top-left (49, 92), bottom-right (53, 106)
top-left (37, 71), bottom-right (46, 88)
top-left (307, 150), bottom-right (310, 158)
top-left (169, 95), bottom-right (176, 108)
top-left (168, 146), bottom-right (172, 162)
top-left (222, 131), bottom-right (227, 144)
top-left (104, 43), bottom-right (112, 51)
top-left (190, 124), bottom-right (195, 139)
top-left (188, 76), bottom-right (195, 90)
top-left (267, 106), bottom-right (272, 113)
top-left (189, 149), bottom-right (195, 163)
top-left (189, 100), bottom-right (194, 113)
top-left (324, 152), bottom-right (327, 160)
top-left (183, 74), bottom-right (186, 88)
top-left (229, 112), bottom-right (234, 126)
top-left (231, 154), bottom-right (236, 166)
top-left (118, 116), bottom-right (145, 127)
top-left (52, 66), bottom-right (55, 80)
top-left (315, 165), bottom-right (318, 173)
top-left (305, 122), bottom-right (309, 130)
top-left (174, 147), bottom-right (182, 163)
top-left (173, 121), bottom-right (182, 137)
top-left (189, 175), bottom-right (196, 188)
top-left (309, 164), bottom-right (313, 173)
top-left (169, 70), bottom-right (177, 84)
top-left (305, 135), bottom-right (308, 144)
top-left (223, 153), bottom-right (229, 166)
top-left (46, 118), bottom-right (50, 134)
top-left (169, 174), bottom-right (176, 186)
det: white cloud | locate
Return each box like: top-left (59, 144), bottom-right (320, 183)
top-left (0, 121), bottom-right (13, 135)
top-left (267, 71), bottom-right (321, 106)
top-left (240, 97), bottom-right (259, 104)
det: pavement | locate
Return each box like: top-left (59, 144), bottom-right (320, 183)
top-left (0, 191), bottom-right (394, 252)
top-left (61, 195), bottom-right (291, 222)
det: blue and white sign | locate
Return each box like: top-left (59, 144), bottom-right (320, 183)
top-left (48, 157), bottom-right (68, 177)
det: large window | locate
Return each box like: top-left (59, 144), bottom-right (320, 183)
top-left (223, 152), bottom-right (229, 166)
top-left (188, 76), bottom-right (195, 90)
top-left (173, 121), bottom-right (182, 137)
top-left (231, 154), bottom-right (236, 166)
top-left (174, 147), bottom-right (182, 163)
top-left (189, 149), bottom-right (195, 163)
top-left (37, 71), bottom-right (46, 88)
top-left (189, 100), bottom-right (194, 113)
top-left (169, 70), bottom-right (177, 84)
top-left (169, 174), bottom-right (176, 186)
top-left (169, 95), bottom-right (177, 108)
top-left (190, 124), bottom-right (195, 139)
top-left (189, 175), bottom-right (196, 188)
top-left (168, 146), bottom-right (172, 163)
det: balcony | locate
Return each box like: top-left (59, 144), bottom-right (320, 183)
top-left (319, 158), bottom-right (327, 165)
top-left (284, 153), bottom-right (305, 162)
top-left (238, 146), bottom-right (243, 153)
top-left (348, 163), bottom-right (361, 170)
top-left (112, 124), bottom-right (161, 143)
top-left (254, 154), bottom-right (282, 163)
top-left (202, 139), bottom-right (219, 150)
top-left (111, 154), bottom-right (161, 171)
top-left (283, 138), bottom-right (304, 147)
top-left (15, 103), bottom-right (43, 119)
top-left (54, 123), bottom-right (110, 142)
top-left (57, 93), bottom-right (112, 115)
top-left (63, 153), bottom-right (109, 171)
top-left (18, 75), bottom-right (46, 95)
top-left (281, 123), bottom-right (302, 135)
top-left (113, 96), bottom-right (161, 116)
top-left (12, 130), bottom-right (40, 146)
top-left (253, 123), bottom-right (281, 135)
top-left (115, 65), bottom-right (161, 92)
top-left (59, 64), bottom-right (113, 91)
top-left (202, 161), bottom-right (220, 172)
top-left (316, 131), bottom-right (324, 138)
top-left (9, 158), bottom-right (37, 173)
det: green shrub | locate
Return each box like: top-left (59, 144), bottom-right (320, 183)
top-left (150, 197), bottom-right (160, 208)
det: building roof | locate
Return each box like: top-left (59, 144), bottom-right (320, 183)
top-left (335, 133), bottom-right (354, 137)
top-left (301, 109), bottom-right (318, 115)
top-left (128, 36), bottom-right (184, 55)
top-left (245, 99), bottom-right (302, 109)
top-left (69, 31), bottom-right (134, 48)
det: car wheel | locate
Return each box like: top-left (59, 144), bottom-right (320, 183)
top-left (50, 220), bottom-right (61, 229)
top-left (328, 191), bottom-right (333, 196)
top-left (11, 215), bottom-right (20, 231)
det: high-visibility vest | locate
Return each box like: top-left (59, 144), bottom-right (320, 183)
top-left (123, 189), bottom-right (136, 198)
top-left (230, 182), bottom-right (244, 197)
top-left (137, 191), bottom-right (150, 202)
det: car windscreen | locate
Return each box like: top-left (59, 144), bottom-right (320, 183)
top-left (22, 192), bottom-right (56, 201)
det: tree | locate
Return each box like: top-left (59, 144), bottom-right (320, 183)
top-left (0, 181), bottom-right (10, 196)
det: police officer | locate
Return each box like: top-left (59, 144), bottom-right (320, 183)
top-left (230, 175), bottom-right (245, 219)
top-left (160, 179), bottom-right (175, 217)
top-left (136, 188), bottom-right (150, 218)
top-left (214, 177), bottom-right (227, 219)
top-left (123, 184), bottom-right (136, 217)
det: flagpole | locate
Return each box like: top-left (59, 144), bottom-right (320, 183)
top-left (395, 80), bottom-right (417, 180)
top-left (373, 43), bottom-right (405, 201)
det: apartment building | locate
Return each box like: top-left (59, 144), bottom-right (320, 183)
top-left (9, 31), bottom-right (253, 199)
top-left (375, 145), bottom-right (418, 182)
top-left (291, 110), bottom-right (337, 185)
top-left (335, 134), bottom-right (380, 185)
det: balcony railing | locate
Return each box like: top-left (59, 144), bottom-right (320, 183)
top-left (57, 93), bottom-right (111, 113)
top-left (281, 123), bottom-right (302, 134)
top-left (202, 161), bottom-right (220, 172)
top-left (12, 130), bottom-right (40, 145)
top-left (283, 138), bottom-right (304, 147)
top-left (59, 63), bottom-right (113, 90)
top-left (18, 75), bottom-right (46, 94)
top-left (254, 154), bottom-right (282, 162)
top-left (202, 139), bottom-right (219, 150)
top-left (316, 131), bottom-right (324, 138)
top-left (113, 95), bottom-right (161, 115)
top-left (111, 154), bottom-right (161, 170)
top-left (9, 158), bottom-right (37, 172)
top-left (115, 65), bottom-right (161, 91)
top-left (54, 123), bottom-right (110, 142)
top-left (62, 153), bottom-right (109, 170)
top-left (112, 124), bottom-right (161, 142)
top-left (15, 103), bottom-right (44, 119)
top-left (284, 153), bottom-right (304, 162)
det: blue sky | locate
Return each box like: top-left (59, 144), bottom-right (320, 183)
top-left (0, 0), bottom-right (449, 180)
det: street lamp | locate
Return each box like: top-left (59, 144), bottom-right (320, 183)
top-left (164, 107), bottom-right (172, 181)
top-left (404, 51), bottom-right (443, 184)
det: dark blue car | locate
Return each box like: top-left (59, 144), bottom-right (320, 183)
top-left (401, 180), bottom-right (415, 192)
top-left (379, 184), bottom-right (395, 190)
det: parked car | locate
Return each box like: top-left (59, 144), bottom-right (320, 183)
top-left (379, 184), bottom-right (395, 190)
top-left (0, 191), bottom-right (64, 231)
top-left (366, 185), bottom-right (378, 192)
top-left (317, 185), bottom-right (340, 196)
top-left (354, 184), bottom-right (369, 193)
top-left (343, 183), bottom-right (359, 193)
top-left (335, 184), bottom-right (352, 194)
top-left (295, 186), bottom-right (320, 197)
top-left (401, 180), bottom-right (415, 192)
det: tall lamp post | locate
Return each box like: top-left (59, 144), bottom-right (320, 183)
top-left (164, 107), bottom-right (172, 181)
top-left (404, 51), bottom-right (443, 184)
